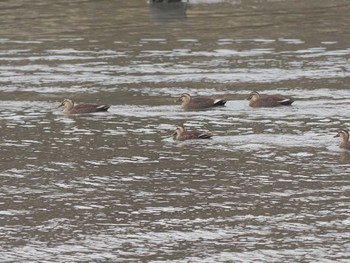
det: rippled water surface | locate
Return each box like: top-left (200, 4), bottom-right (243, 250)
top-left (1, 0), bottom-right (350, 262)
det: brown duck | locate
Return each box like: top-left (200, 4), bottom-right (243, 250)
top-left (247, 91), bottom-right (294, 107)
top-left (177, 93), bottom-right (226, 110)
top-left (172, 125), bottom-right (212, 141)
top-left (334, 130), bottom-right (350, 149)
top-left (59, 99), bottom-right (110, 114)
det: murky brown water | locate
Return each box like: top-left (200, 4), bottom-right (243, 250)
top-left (1, 0), bottom-right (350, 262)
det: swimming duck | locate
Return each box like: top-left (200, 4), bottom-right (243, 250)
top-left (334, 130), bottom-right (350, 149)
top-left (59, 99), bottom-right (110, 114)
top-left (177, 93), bottom-right (226, 110)
top-left (172, 125), bottom-right (212, 141)
top-left (247, 91), bottom-right (294, 107)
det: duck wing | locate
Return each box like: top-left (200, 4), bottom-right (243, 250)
top-left (71, 103), bottom-right (110, 114)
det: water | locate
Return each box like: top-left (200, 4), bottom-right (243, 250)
top-left (0, 0), bottom-right (350, 262)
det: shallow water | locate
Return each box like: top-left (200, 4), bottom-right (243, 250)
top-left (0, 0), bottom-right (350, 262)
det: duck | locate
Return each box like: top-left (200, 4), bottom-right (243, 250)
top-left (59, 99), bottom-right (110, 114)
top-left (177, 93), bottom-right (226, 110)
top-left (334, 130), bottom-right (350, 149)
top-left (247, 91), bottom-right (294, 107)
top-left (172, 125), bottom-right (212, 141)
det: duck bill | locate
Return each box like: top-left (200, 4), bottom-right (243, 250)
top-left (58, 102), bottom-right (64, 108)
top-left (172, 131), bottom-right (179, 140)
top-left (334, 134), bottom-right (340, 138)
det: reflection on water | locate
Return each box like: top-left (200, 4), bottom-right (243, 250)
top-left (149, 1), bottom-right (188, 22)
top-left (1, 0), bottom-right (350, 262)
